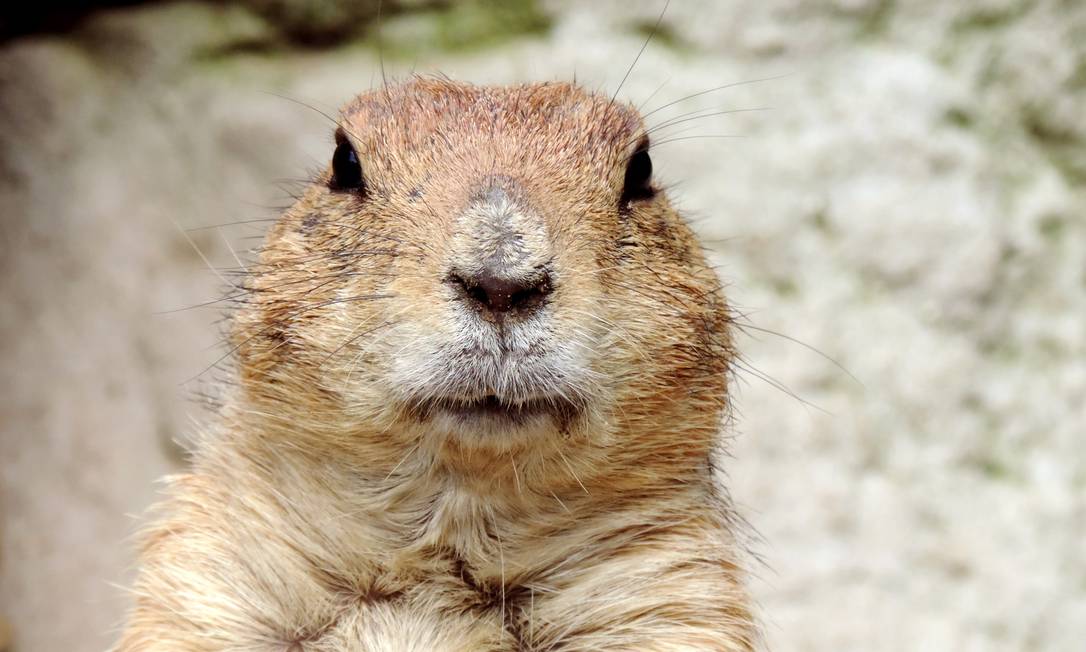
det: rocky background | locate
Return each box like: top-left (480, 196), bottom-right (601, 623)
top-left (1, 1), bottom-right (1084, 650)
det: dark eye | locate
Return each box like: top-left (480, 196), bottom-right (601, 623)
top-left (330, 140), bottom-right (364, 191)
top-left (621, 148), bottom-right (654, 206)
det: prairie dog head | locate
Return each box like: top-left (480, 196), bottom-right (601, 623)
top-left (235, 79), bottom-right (733, 465)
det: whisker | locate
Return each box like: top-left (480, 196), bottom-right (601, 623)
top-left (185, 218), bottom-right (279, 232)
top-left (635, 107), bottom-right (770, 148)
top-left (636, 76), bottom-right (672, 112)
top-left (640, 74), bottom-right (791, 121)
top-left (611, 0), bottom-right (671, 103)
top-left (258, 91), bottom-right (366, 145)
top-left (735, 321), bottom-right (862, 387)
top-left (731, 356), bottom-right (829, 415)
top-left (171, 217), bottom-right (244, 292)
top-left (182, 293), bottom-right (397, 386)
top-left (651, 134), bottom-right (745, 148)
top-left (219, 227), bottom-right (247, 272)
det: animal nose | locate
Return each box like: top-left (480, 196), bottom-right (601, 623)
top-left (448, 266), bottom-right (553, 316)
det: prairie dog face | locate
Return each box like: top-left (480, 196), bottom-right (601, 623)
top-left (237, 79), bottom-right (732, 457)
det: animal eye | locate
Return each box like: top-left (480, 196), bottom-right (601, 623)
top-left (621, 148), bottom-right (654, 205)
top-left (330, 140), bottom-right (364, 191)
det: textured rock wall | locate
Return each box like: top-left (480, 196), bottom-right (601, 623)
top-left (1, 1), bottom-right (1083, 650)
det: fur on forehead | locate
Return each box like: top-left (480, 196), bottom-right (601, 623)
top-left (338, 78), bottom-right (644, 172)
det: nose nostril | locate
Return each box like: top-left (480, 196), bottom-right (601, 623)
top-left (511, 287), bottom-right (539, 307)
top-left (448, 267), bottom-right (552, 315)
top-left (467, 284), bottom-right (489, 305)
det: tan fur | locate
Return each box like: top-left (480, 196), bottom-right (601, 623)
top-left (115, 79), bottom-right (757, 651)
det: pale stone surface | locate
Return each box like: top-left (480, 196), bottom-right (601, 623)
top-left (1, 1), bottom-right (1083, 650)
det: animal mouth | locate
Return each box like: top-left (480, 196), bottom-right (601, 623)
top-left (408, 393), bottom-right (580, 425)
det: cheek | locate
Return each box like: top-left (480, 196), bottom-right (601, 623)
top-left (549, 277), bottom-right (607, 356)
top-left (373, 275), bottom-right (460, 391)
top-left (597, 262), bottom-right (684, 364)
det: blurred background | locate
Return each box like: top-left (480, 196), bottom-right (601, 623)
top-left (1, 1), bottom-right (1084, 650)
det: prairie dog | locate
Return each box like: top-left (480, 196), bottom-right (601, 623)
top-left (115, 79), bottom-right (757, 651)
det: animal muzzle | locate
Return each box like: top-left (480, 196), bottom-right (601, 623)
top-left (444, 178), bottom-right (555, 323)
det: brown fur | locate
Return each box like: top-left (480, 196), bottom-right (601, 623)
top-left (115, 79), bottom-right (756, 651)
